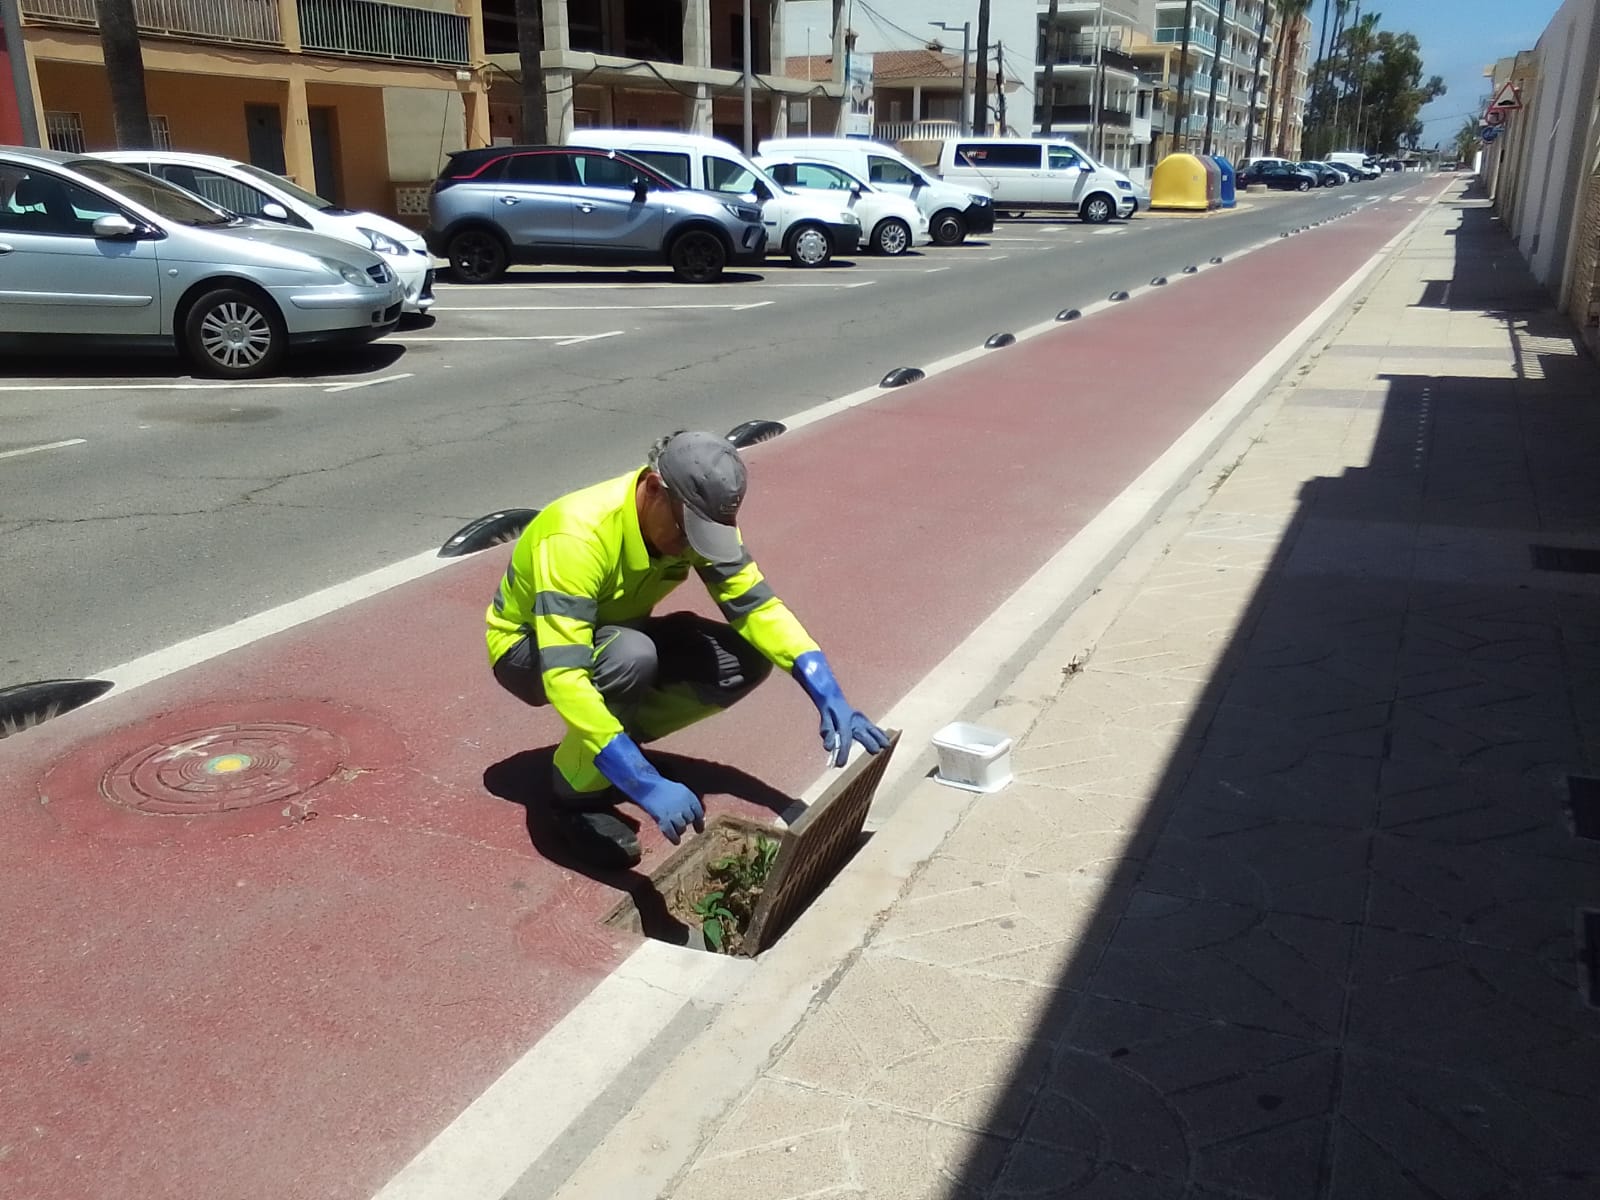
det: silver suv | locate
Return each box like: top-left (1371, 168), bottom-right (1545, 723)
top-left (0, 147), bottom-right (404, 378)
top-left (426, 146), bottom-right (767, 284)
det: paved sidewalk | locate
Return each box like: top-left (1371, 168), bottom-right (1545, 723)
top-left (649, 187), bottom-right (1600, 1197)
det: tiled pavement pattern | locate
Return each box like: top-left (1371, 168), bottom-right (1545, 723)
top-left (661, 192), bottom-right (1600, 1199)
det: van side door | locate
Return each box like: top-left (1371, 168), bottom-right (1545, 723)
top-left (1046, 144), bottom-right (1090, 212)
top-left (953, 142), bottom-right (1039, 207)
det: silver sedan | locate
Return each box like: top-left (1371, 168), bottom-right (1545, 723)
top-left (0, 146), bottom-right (405, 378)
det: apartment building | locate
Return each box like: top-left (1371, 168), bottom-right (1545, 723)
top-left (485, 0), bottom-right (845, 148)
top-left (1037, 0), bottom-right (1309, 174)
top-left (8, 0), bottom-right (490, 219)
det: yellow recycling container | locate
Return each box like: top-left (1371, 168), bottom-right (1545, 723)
top-left (1150, 153), bottom-right (1211, 212)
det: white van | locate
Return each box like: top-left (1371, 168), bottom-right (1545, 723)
top-left (758, 136), bottom-right (995, 246)
top-left (933, 137), bottom-right (1134, 223)
top-left (568, 129), bottom-right (860, 266)
top-left (1326, 151), bottom-right (1379, 179)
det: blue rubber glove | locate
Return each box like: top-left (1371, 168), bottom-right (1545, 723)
top-left (793, 651), bottom-right (890, 768)
top-left (593, 733), bottom-right (705, 844)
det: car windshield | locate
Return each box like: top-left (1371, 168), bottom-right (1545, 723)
top-left (68, 158), bottom-right (239, 226)
top-left (233, 162), bottom-right (340, 211)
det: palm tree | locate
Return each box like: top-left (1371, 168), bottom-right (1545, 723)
top-left (1349, 9), bottom-right (1382, 149)
top-left (516, 0), bottom-right (546, 143)
top-left (1175, 0), bottom-right (1196, 152)
top-left (96, 0), bottom-right (152, 148)
top-left (1039, 0), bottom-right (1060, 134)
top-left (1273, 0), bottom-right (1312, 156)
top-left (1202, 0), bottom-right (1230, 154)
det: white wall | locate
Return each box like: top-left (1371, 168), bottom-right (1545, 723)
top-left (1511, 0), bottom-right (1600, 288)
top-left (383, 87), bottom-right (466, 182)
top-left (783, 0), bottom-right (1038, 131)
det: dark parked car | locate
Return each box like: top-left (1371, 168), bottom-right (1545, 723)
top-left (1324, 162), bottom-right (1361, 183)
top-left (1241, 162), bottom-right (1320, 192)
top-left (1299, 161), bottom-right (1343, 187)
top-left (425, 145), bottom-right (767, 284)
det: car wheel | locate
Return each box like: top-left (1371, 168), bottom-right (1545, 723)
top-left (786, 223), bottom-right (833, 267)
top-left (669, 229), bottom-right (727, 283)
top-left (447, 228), bottom-right (508, 284)
top-left (1080, 193), bottom-right (1114, 224)
top-left (872, 218), bottom-right (912, 256)
top-left (1296, 179), bottom-right (1311, 192)
top-left (183, 287), bottom-right (286, 380)
top-left (929, 209), bottom-right (967, 246)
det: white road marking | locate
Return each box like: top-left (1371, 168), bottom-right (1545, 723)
top-left (988, 254), bottom-right (1010, 261)
top-left (433, 280), bottom-right (871, 291)
top-left (0, 437), bottom-right (87, 461)
top-left (924, 266), bottom-right (951, 273)
top-left (433, 302), bottom-right (770, 312)
top-left (0, 381), bottom-right (369, 393)
top-left (393, 331), bottom-right (624, 345)
top-left (323, 373), bottom-right (415, 393)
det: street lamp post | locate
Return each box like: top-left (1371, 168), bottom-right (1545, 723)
top-left (742, 0), bottom-right (754, 155)
top-left (929, 20), bottom-right (972, 136)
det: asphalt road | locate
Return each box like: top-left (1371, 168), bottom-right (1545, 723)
top-left (0, 176), bottom-right (1416, 683)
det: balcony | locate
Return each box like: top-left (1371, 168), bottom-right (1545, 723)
top-left (1042, 35), bottom-right (1139, 76)
top-left (1155, 26), bottom-right (1217, 52)
top-left (21, 0), bottom-right (282, 46)
top-left (297, 0), bottom-right (468, 66)
top-left (1042, 104), bottom-right (1134, 129)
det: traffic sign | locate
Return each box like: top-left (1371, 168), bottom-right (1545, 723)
top-left (1489, 81), bottom-right (1522, 111)
top-left (1482, 126), bottom-right (1502, 143)
top-left (1485, 108), bottom-right (1506, 127)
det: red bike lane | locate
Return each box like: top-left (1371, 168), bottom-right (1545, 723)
top-left (0, 181), bottom-right (1444, 1200)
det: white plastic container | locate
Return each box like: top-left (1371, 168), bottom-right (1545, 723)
top-left (931, 722), bottom-right (1014, 793)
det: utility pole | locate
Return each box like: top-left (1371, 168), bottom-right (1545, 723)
top-left (741, 0), bottom-right (753, 154)
top-left (2, 0), bottom-right (40, 144)
top-left (1203, 0), bottom-right (1228, 155)
top-left (974, 0), bottom-right (990, 135)
top-left (1175, 0), bottom-right (1195, 152)
top-left (513, 0), bottom-right (545, 144)
top-left (996, 40), bottom-right (1007, 134)
top-left (1091, 0), bottom-right (1106, 160)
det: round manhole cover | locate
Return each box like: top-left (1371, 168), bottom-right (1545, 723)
top-left (100, 722), bottom-right (345, 815)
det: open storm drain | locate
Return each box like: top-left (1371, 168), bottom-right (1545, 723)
top-left (100, 721), bottom-right (347, 815)
top-left (606, 731), bottom-right (900, 955)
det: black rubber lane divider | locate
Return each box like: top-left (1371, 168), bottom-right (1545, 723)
top-left (438, 509), bottom-right (541, 558)
top-left (1183, 265), bottom-right (1199, 274)
top-left (1151, 276), bottom-right (1168, 286)
top-left (1109, 290), bottom-right (1130, 302)
top-left (1210, 256), bottom-right (1224, 264)
top-left (984, 332), bottom-right (1017, 348)
top-left (1280, 231), bottom-right (1291, 238)
top-left (0, 679), bottom-right (114, 739)
top-left (1056, 308), bottom-right (1083, 321)
top-left (725, 419), bottom-right (787, 448)
top-left (880, 366), bottom-right (926, 388)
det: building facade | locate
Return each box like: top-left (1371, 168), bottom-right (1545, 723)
top-left (486, 0), bottom-right (843, 149)
top-left (1037, 0), bottom-right (1309, 176)
top-left (7, 0), bottom-right (490, 220)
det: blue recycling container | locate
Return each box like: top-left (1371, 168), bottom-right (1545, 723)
top-left (1213, 156), bottom-right (1237, 208)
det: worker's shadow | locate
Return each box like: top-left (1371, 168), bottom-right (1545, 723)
top-left (482, 747), bottom-right (796, 946)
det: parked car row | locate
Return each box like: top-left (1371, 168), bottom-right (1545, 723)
top-left (1239, 153), bottom-right (1386, 191)
top-left (0, 146), bottom-right (404, 379)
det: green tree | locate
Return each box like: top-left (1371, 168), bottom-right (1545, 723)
top-left (1359, 31), bottom-right (1445, 152)
top-left (1453, 116), bottom-right (1480, 163)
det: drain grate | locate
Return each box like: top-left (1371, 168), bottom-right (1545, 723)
top-left (1530, 544), bottom-right (1600, 574)
top-left (743, 731), bottom-right (900, 951)
top-left (1568, 776), bottom-right (1600, 840)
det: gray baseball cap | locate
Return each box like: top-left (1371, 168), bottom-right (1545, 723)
top-left (654, 431), bottom-right (747, 564)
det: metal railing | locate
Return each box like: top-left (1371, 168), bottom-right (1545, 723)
top-left (21, 0), bottom-right (282, 45)
top-left (874, 119), bottom-right (961, 143)
top-left (297, 0), bottom-right (468, 66)
top-left (1155, 26), bottom-right (1217, 51)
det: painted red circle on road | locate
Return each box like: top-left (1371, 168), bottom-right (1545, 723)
top-left (100, 722), bottom-right (346, 816)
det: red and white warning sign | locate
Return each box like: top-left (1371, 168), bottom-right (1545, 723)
top-left (1489, 81), bottom-right (1522, 112)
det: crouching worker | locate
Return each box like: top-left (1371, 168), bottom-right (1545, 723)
top-left (487, 431), bottom-right (888, 867)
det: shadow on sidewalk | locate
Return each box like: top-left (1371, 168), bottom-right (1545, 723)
top-left (941, 193), bottom-right (1600, 1195)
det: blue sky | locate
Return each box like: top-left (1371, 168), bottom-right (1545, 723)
top-left (1314, 0), bottom-right (1563, 146)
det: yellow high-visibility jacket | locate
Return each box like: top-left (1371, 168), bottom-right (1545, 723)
top-left (486, 468), bottom-right (819, 760)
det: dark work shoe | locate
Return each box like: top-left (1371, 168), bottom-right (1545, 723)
top-left (551, 806), bottom-right (642, 869)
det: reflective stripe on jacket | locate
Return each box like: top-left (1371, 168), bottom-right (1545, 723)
top-left (485, 467), bottom-right (819, 758)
